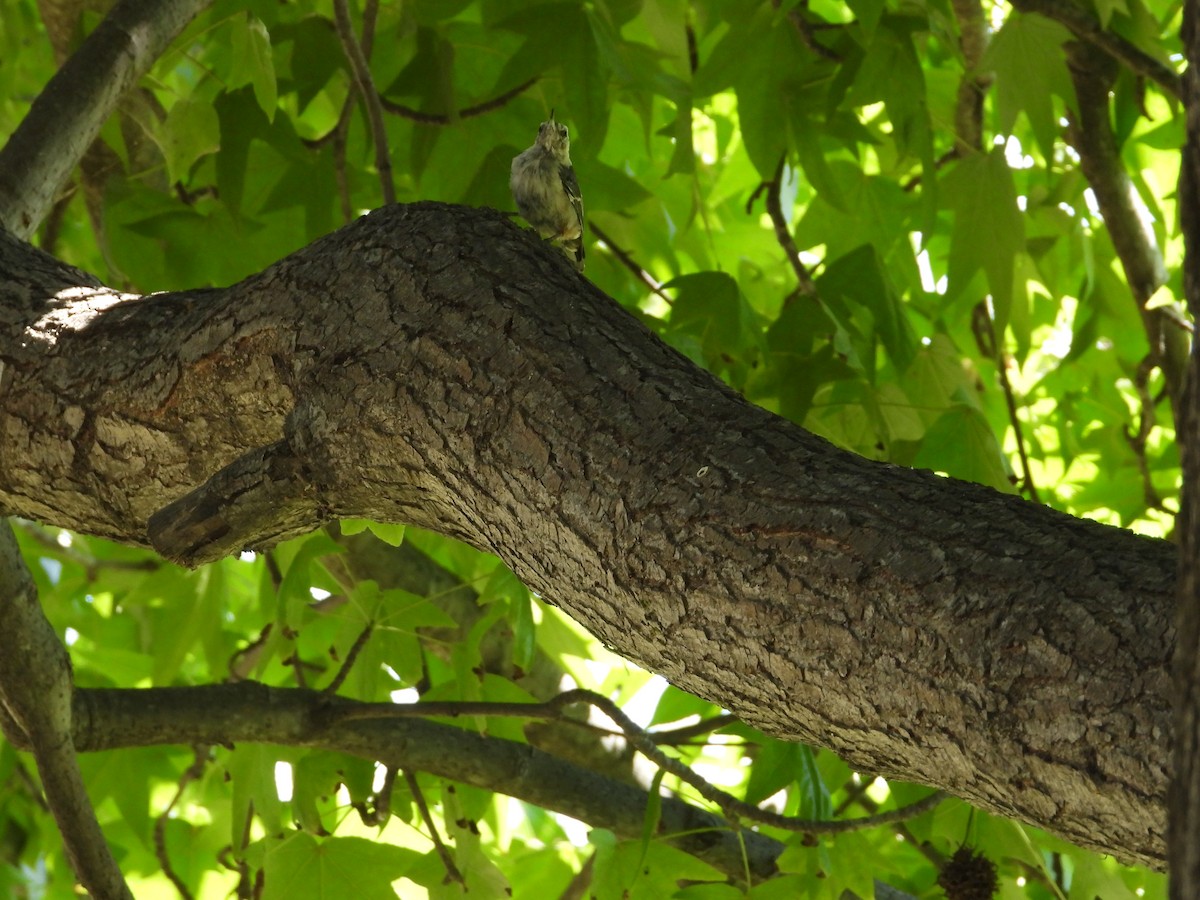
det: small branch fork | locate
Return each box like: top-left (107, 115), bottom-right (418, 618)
top-left (331, 688), bottom-right (947, 835)
top-left (1010, 0), bottom-right (1181, 99)
top-left (748, 157), bottom-right (819, 299)
top-left (971, 302), bottom-right (1041, 503)
top-left (332, 0), bottom-right (394, 204)
top-left (319, 0), bottom-right (536, 216)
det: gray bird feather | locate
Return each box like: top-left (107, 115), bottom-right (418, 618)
top-left (510, 111), bottom-right (585, 271)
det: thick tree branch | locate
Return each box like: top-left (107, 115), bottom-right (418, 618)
top-left (0, 0), bottom-right (211, 238)
top-left (1010, 0), bottom-right (1182, 98)
top-left (951, 0), bottom-right (990, 155)
top-left (60, 682), bottom-right (786, 881)
top-left (0, 523), bottom-right (132, 899)
top-left (1066, 42), bottom-right (1187, 427)
top-left (0, 202), bottom-right (1178, 867)
top-left (1170, 0), bottom-right (1200, 890)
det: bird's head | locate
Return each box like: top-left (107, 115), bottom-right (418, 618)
top-left (536, 109), bottom-right (571, 161)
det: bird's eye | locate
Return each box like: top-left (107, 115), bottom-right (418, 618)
top-left (558, 125), bottom-right (568, 139)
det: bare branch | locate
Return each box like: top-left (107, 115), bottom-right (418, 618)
top-left (1170, 6), bottom-right (1200, 884)
top-left (1124, 355), bottom-right (1170, 514)
top-left (0, 0), bottom-right (210, 237)
top-left (761, 157), bottom-right (819, 298)
top-left (332, 0), bottom-right (395, 205)
top-left (1065, 42), bottom-right (1187, 427)
top-left (153, 746), bottom-right (210, 900)
top-left (380, 77), bottom-right (540, 124)
top-left (0, 522), bottom-right (133, 899)
top-left (67, 682), bottom-right (789, 881)
top-left (1010, 0), bottom-right (1181, 98)
top-left (951, 0), bottom-right (991, 154)
top-left (972, 302), bottom-right (1041, 503)
top-left (324, 623), bottom-right (374, 693)
top-left (405, 770), bottom-right (465, 887)
top-left (590, 221), bottom-right (672, 301)
top-left (780, 2), bottom-right (843, 62)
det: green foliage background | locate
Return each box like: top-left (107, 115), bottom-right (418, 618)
top-left (0, 0), bottom-right (1184, 896)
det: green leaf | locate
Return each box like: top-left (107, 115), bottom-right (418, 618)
top-left (160, 98), bottom-right (220, 184)
top-left (818, 244), bottom-right (918, 376)
top-left (941, 148), bottom-right (1025, 331)
top-left (664, 271), bottom-right (764, 380)
top-left (291, 751), bottom-right (376, 835)
top-left (591, 838), bottom-right (724, 899)
top-left (227, 744), bottom-right (285, 843)
top-left (510, 588), bottom-right (536, 673)
top-left (150, 565), bottom-right (222, 684)
top-left (576, 157), bottom-right (653, 212)
top-left (230, 14), bottom-right (279, 119)
top-left (913, 405), bottom-right (1015, 492)
top-left (650, 685), bottom-right (722, 726)
top-left (260, 833), bottom-right (415, 900)
top-left (792, 162), bottom-right (916, 261)
top-left (437, 784), bottom-right (512, 898)
top-left (496, 4), bottom-right (610, 149)
top-left (638, 769), bottom-right (665, 869)
top-left (980, 13), bottom-right (1073, 156)
top-left (743, 739), bottom-right (804, 806)
top-left (275, 16), bottom-right (344, 111)
top-left (792, 744), bottom-right (832, 820)
top-left (368, 522), bottom-right (407, 547)
top-left (382, 26), bottom-right (457, 119)
top-left (278, 532), bottom-right (344, 624)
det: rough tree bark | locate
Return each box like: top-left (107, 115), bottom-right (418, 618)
top-left (1171, 0), bottom-right (1200, 895)
top-left (0, 203), bottom-right (1177, 868)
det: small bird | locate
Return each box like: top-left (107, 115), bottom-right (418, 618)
top-left (510, 110), bottom-right (585, 271)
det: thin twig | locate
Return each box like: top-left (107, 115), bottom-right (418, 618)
top-left (331, 689), bottom-right (947, 834)
top-left (324, 622), bottom-right (374, 693)
top-left (405, 770), bottom-right (465, 886)
top-left (380, 77), bottom-right (539, 124)
top-left (264, 550), bottom-right (283, 592)
top-left (228, 622), bottom-right (272, 680)
top-left (332, 0), bottom-right (395, 204)
top-left (837, 777), bottom-right (945, 868)
top-left (972, 302), bottom-right (1041, 502)
top-left (902, 148), bottom-right (959, 192)
top-left (649, 713), bottom-right (738, 744)
top-left (589, 221), bottom-right (672, 301)
top-left (153, 746), bottom-right (210, 900)
top-left (996, 351), bottom-right (1039, 502)
top-left (361, 0), bottom-right (379, 56)
top-left (558, 853), bottom-right (595, 900)
top-left (1124, 355), bottom-right (1171, 513)
top-left (763, 157), bottom-right (819, 298)
top-left (356, 764), bottom-right (396, 826)
top-left (780, 1), bottom-right (842, 61)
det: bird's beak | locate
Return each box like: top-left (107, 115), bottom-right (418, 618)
top-left (549, 108), bottom-right (556, 122)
